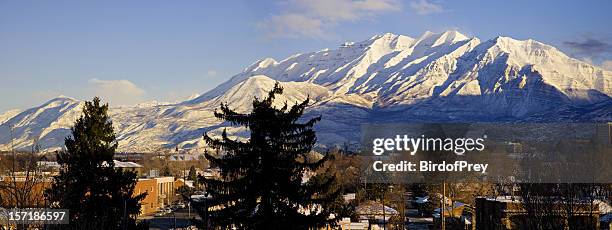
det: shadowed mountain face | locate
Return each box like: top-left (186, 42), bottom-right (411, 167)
top-left (1, 31), bottom-right (611, 152)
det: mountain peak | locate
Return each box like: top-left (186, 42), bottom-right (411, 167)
top-left (255, 58), bottom-right (277, 69)
top-left (243, 74), bottom-right (276, 84)
top-left (4, 30), bottom-right (610, 152)
top-left (489, 36), bottom-right (560, 56)
top-left (416, 30), bottom-right (469, 47)
top-left (365, 32), bottom-right (415, 50)
top-left (46, 95), bottom-right (78, 104)
top-left (205, 74), bottom-right (330, 112)
top-left (439, 30), bottom-right (469, 40)
top-left (55, 95), bottom-right (75, 100)
top-left (370, 32), bottom-right (401, 40)
top-left (244, 58), bottom-right (278, 72)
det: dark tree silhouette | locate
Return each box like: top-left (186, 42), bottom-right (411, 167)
top-left (188, 165), bottom-right (197, 182)
top-left (195, 82), bottom-right (339, 229)
top-left (45, 97), bottom-right (146, 230)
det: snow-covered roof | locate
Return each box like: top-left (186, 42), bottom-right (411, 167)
top-left (36, 161), bottom-right (60, 168)
top-left (169, 154), bottom-right (200, 161)
top-left (103, 160), bottom-right (143, 168)
top-left (356, 201), bottom-right (398, 215)
top-left (343, 193), bottom-right (356, 202)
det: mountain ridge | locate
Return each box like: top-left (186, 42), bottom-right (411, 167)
top-left (1, 30), bottom-right (611, 152)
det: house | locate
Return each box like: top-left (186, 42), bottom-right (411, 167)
top-left (476, 196), bottom-right (603, 229)
top-left (36, 161), bottom-right (60, 172)
top-left (337, 217), bottom-right (369, 230)
top-left (343, 193), bottom-right (356, 203)
top-left (168, 154), bottom-right (200, 161)
top-left (356, 201), bottom-right (399, 229)
top-left (108, 160), bottom-right (144, 176)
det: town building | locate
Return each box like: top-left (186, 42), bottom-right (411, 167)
top-left (476, 196), bottom-right (603, 229)
top-left (1, 160), bottom-right (181, 217)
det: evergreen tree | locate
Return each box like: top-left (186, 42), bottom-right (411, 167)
top-left (45, 97), bottom-right (146, 230)
top-left (195, 83), bottom-right (339, 229)
top-left (161, 164), bottom-right (173, 176)
top-left (188, 165), bottom-right (197, 181)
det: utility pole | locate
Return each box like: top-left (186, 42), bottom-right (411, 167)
top-left (123, 199), bottom-right (127, 230)
top-left (204, 198), bottom-right (209, 230)
top-left (10, 124), bottom-right (15, 180)
top-left (173, 211), bottom-right (177, 229)
top-left (401, 185), bottom-right (406, 230)
top-left (441, 181), bottom-right (446, 230)
top-left (382, 187), bottom-right (386, 230)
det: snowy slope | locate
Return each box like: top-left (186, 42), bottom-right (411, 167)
top-left (107, 76), bottom-right (335, 152)
top-left (0, 96), bottom-right (83, 151)
top-left (199, 75), bottom-right (331, 112)
top-left (1, 30), bottom-right (611, 152)
top-left (0, 109), bottom-right (21, 124)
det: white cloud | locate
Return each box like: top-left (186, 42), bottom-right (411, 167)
top-left (258, 0), bottom-right (401, 39)
top-left (601, 60), bottom-right (612, 71)
top-left (88, 78), bottom-right (146, 106)
top-left (206, 70), bottom-right (218, 77)
top-left (409, 0), bottom-right (443, 15)
top-left (259, 13), bottom-right (326, 39)
top-left (297, 0), bottom-right (398, 22)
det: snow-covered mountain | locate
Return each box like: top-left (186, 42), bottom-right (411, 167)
top-left (1, 30), bottom-right (611, 152)
top-left (0, 109), bottom-right (22, 124)
top-left (0, 96), bottom-right (83, 151)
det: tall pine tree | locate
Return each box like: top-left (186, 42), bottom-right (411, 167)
top-left (188, 165), bottom-right (197, 182)
top-left (45, 97), bottom-right (146, 229)
top-left (196, 82), bottom-right (339, 229)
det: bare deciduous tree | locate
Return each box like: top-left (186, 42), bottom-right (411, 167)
top-left (0, 128), bottom-right (47, 229)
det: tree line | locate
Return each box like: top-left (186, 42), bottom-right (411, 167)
top-left (1, 83), bottom-right (343, 230)
top-left (1, 84), bottom-right (610, 230)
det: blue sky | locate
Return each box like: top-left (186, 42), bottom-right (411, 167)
top-left (1, 0), bottom-right (611, 112)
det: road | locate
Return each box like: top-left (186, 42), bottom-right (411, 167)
top-left (140, 208), bottom-right (200, 230)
